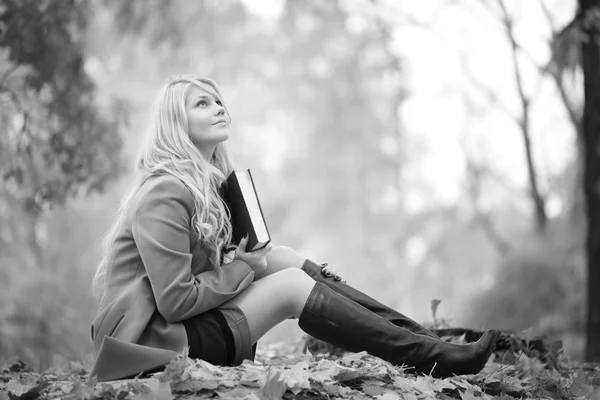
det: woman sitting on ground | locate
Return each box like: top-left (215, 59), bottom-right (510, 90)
top-left (89, 74), bottom-right (498, 382)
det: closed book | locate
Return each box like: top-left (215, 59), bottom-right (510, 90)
top-left (222, 169), bottom-right (271, 252)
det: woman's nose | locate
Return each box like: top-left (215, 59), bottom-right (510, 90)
top-left (215, 105), bottom-right (225, 116)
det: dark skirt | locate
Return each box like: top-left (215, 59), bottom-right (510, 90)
top-left (183, 300), bottom-right (255, 366)
top-left (183, 309), bottom-right (236, 365)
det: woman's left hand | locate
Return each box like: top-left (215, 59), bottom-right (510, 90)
top-left (321, 263), bottom-right (346, 283)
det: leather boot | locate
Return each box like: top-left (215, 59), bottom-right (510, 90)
top-left (301, 259), bottom-right (440, 339)
top-left (298, 283), bottom-right (498, 378)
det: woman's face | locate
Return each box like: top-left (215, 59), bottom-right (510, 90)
top-left (185, 85), bottom-right (230, 151)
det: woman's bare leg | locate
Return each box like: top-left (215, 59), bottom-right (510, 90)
top-left (254, 246), bottom-right (306, 280)
top-left (258, 246), bottom-right (440, 339)
top-left (231, 264), bottom-right (498, 378)
top-left (229, 268), bottom-right (315, 344)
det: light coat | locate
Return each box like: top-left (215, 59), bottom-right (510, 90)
top-left (89, 175), bottom-right (254, 382)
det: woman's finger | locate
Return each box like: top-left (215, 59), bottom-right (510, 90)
top-left (237, 235), bottom-right (249, 253)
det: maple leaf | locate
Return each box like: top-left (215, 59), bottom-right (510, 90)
top-left (259, 371), bottom-right (286, 400)
top-left (362, 382), bottom-right (386, 397)
top-left (157, 354), bottom-right (187, 383)
top-left (309, 358), bottom-right (341, 383)
top-left (314, 381), bottom-right (353, 397)
top-left (216, 386), bottom-right (261, 399)
top-left (239, 362), bottom-right (268, 388)
top-left (376, 390), bottom-right (402, 400)
top-left (138, 377), bottom-right (174, 400)
top-left (171, 379), bottom-right (220, 392)
top-left (278, 361), bottom-right (311, 394)
top-left (6, 375), bottom-right (48, 399)
top-left (459, 387), bottom-right (490, 400)
top-left (65, 378), bottom-right (94, 400)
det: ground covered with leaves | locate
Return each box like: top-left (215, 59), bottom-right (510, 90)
top-left (1, 332), bottom-right (599, 400)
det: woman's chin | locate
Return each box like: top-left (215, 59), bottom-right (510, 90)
top-left (216, 132), bottom-right (230, 143)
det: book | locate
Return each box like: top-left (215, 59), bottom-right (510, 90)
top-left (222, 169), bottom-right (271, 252)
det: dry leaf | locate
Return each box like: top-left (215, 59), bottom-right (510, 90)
top-left (6, 376), bottom-right (48, 399)
top-left (144, 377), bottom-right (174, 400)
top-left (376, 391), bottom-right (401, 400)
top-left (259, 371), bottom-right (286, 400)
top-left (279, 362), bottom-right (311, 394)
top-left (158, 356), bottom-right (187, 383)
top-left (362, 383), bottom-right (386, 397)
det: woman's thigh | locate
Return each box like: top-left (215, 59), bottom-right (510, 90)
top-left (254, 245), bottom-right (306, 280)
top-left (229, 268), bottom-right (315, 344)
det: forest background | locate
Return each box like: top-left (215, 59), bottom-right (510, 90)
top-left (0, 0), bottom-right (587, 373)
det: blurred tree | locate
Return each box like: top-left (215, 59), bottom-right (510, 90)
top-left (0, 0), bottom-right (124, 213)
top-left (466, 0), bottom-right (578, 234)
top-left (0, 0), bottom-right (125, 370)
top-left (578, 0), bottom-right (600, 362)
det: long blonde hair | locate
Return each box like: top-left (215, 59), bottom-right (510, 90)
top-left (92, 75), bottom-right (234, 299)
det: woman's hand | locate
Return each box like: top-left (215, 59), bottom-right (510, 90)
top-left (233, 235), bottom-right (272, 275)
top-left (321, 263), bottom-right (346, 284)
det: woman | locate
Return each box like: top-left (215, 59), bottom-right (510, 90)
top-left (89, 75), bottom-right (498, 382)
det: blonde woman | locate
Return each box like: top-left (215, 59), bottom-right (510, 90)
top-left (89, 75), bottom-right (498, 382)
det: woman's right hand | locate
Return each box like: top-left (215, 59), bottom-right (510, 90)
top-left (233, 235), bottom-right (272, 275)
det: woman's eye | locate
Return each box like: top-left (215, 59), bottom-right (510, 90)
top-left (197, 100), bottom-right (208, 107)
top-left (216, 100), bottom-right (223, 106)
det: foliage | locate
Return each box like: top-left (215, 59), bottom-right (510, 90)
top-left (0, 0), bottom-right (125, 211)
top-left (1, 334), bottom-right (599, 400)
top-left (0, 0), bottom-right (126, 372)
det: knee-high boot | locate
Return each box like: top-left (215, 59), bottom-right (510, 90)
top-left (298, 283), bottom-right (498, 378)
top-left (301, 259), bottom-right (440, 339)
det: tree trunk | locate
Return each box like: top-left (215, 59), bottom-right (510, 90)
top-left (580, 0), bottom-right (600, 362)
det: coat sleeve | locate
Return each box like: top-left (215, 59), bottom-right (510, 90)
top-left (132, 177), bottom-right (255, 323)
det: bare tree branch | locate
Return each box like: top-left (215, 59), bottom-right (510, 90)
top-left (538, 0), bottom-right (558, 34)
top-left (485, 0), bottom-right (548, 232)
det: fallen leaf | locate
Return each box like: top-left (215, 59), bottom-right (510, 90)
top-left (171, 379), bottom-right (220, 392)
top-left (362, 383), bottom-right (386, 397)
top-left (459, 387), bottom-right (490, 400)
top-left (216, 386), bottom-right (260, 399)
top-left (194, 359), bottom-right (224, 375)
top-left (309, 359), bottom-right (340, 383)
top-left (144, 377), bottom-right (174, 400)
top-left (6, 376), bottom-right (48, 399)
top-left (376, 391), bottom-right (401, 400)
top-left (333, 367), bottom-right (362, 382)
top-left (158, 355), bottom-right (187, 383)
top-left (259, 371), bottom-right (286, 400)
top-left (67, 378), bottom-right (94, 400)
top-left (481, 380), bottom-right (525, 397)
top-left (239, 364), bottom-right (267, 387)
top-left (342, 352), bottom-right (369, 363)
top-left (402, 392), bottom-right (419, 400)
top-left (316, 381), bottom-right (344, 396)
top-left (279, 361), bottom-right (311, 394)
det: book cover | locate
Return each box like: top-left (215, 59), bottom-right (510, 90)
top-left (222, 169), bottom-right (271, 252)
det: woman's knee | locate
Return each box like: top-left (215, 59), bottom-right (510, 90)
top-left (266, 246), bottom-right (306, 270)
top-left (270, 268), bottom-right (315, 316)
